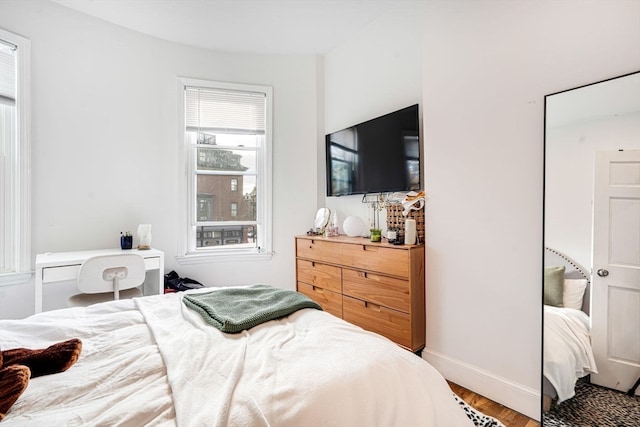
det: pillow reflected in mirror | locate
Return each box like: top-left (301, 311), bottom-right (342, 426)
top-left (563, 278), bottom-right (588, 310)
top-left (544, 266), bottom-right (565, 307)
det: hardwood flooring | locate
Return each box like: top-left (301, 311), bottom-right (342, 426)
top-left (448, 382), bottom-right (540, 427)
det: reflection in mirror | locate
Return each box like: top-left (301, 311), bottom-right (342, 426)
top-left (543, 72), bottom-right (640, 420)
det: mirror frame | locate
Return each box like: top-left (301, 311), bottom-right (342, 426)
top-left (541, 69), bottom-right (640, 411)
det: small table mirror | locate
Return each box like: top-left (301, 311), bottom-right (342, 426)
top-left (313, 208), bottom-right (331, 232)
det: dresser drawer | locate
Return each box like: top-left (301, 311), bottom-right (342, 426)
top-left (343, 296), bottom-right (411, 348)
top-left (296, 259), bottom-right (342, 293)
top-left (296, 238), bottom-right (342, 264)
top-left (342, 269), bottom-right (410, 313)
top-left (297, 282), bottom-right (343, 318)
top-left (340, 243), bottom-right (409, 278)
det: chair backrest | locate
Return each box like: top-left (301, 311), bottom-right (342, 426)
top-left (77, 253), bottom-right (145, 295)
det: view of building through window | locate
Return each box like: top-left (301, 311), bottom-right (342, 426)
top-left (192, 132), bottom-right (259, 249)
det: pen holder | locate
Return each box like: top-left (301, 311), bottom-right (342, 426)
top-left (120, 235), bottom-right (133, 250)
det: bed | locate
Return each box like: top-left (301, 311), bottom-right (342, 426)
top-left (543, 247), bottom-right (598, 411)
top-left (0, 285), bottom-right (480, 426)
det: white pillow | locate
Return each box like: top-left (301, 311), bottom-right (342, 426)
top-left (563, 278), bottom-right (588, 310)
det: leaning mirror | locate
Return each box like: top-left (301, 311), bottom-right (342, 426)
top-left (543, 71), bottom-right (640, 418)
top-left (314, 208), bottom-right (331, 230)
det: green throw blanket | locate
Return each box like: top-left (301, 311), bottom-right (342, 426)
top-left (182, 285), bottom-right (322, 333)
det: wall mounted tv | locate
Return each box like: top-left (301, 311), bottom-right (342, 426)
top-left (326, 104), bottom-right (420, 197)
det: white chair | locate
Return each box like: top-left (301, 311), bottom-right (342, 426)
top-left (68, 253), bottom-right (145, 307)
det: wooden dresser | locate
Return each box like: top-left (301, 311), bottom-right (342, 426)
top-left (295, 235), bottom-right (425, 352)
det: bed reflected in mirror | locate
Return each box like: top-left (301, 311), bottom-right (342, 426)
top-left (543, 71), bottom-right (640, 421)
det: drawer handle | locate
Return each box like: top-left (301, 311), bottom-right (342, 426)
top-left (362, 245), bottom-right (378, 252)
top-left (359, 271), bottom-right (368, 279)
top-left (311, 261), bottom-right (315, 267)
top-left (365, 301), bottom-right (381, 312)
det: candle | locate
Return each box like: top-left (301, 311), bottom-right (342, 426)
top-left (404, 218), bottom-right (417, 245)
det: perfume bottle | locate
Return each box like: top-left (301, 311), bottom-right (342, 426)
top-left (324, 216), bottom-right (334, 237)
top-left (331, 211), bottom-right (339, 236)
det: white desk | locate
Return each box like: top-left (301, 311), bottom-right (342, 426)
top-left (35, 248), bottom-right (165, 313)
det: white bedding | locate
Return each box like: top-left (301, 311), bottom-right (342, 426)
top-left (543, 304), bottom-right (598, 403)
top-left (1, 288), bottom-right (474, 426)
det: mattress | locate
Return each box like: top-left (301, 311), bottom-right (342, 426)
top-left (1, 287), bottom-right (475, 426)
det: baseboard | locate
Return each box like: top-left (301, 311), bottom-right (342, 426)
top-left (424, 349), bottom-right (541, 421)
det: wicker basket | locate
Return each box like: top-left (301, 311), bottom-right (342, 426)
top-left (385, 203), bottom-right (425, 244)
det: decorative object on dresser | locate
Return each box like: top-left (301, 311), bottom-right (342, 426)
top-left (308, 207), bottom-right (331, 236)
top-left (342, 215), bottom-right (365, 237)
top-left (386, 201), bottom-right (425, 244)
top-left (295, 235), bottom-right (425, 353)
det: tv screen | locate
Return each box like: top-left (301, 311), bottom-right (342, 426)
top-left (326, 104), bottom-right (420, 197)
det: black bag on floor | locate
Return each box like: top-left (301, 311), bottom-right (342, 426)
top-left (164, 270), bottom-right (204, 292)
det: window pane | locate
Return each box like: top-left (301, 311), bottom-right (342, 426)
top-left (196, 175), bottom-right (256, 221)
top-left (196, 225), bottom-right (257, 249)
top-left (198, 133), bottom-right (259, 148)
top-left (0, 38), bottom-right (16, 273)
top-left (0, 103), bottom-right (16, 273)
top-left (197, 146), bottom-right (257, 173)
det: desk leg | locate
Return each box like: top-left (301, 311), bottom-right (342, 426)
top-left (35, 266), bottom-right (43, 314)
top-left (157, 253), bottom-right (165, 295)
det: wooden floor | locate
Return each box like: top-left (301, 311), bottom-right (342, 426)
top-left (448, 382), bottom-right (540, 427)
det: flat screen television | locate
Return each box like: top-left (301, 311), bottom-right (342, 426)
top-left (326, 104), bottom-right (420, 197)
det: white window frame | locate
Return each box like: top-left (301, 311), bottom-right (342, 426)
top-left (176, 77), bottom-right (273, 264)
top-left (0, 29), bottom-right (31, 286)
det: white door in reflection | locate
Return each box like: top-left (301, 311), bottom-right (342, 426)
top-left (591, 149), bottom-right (640, 394)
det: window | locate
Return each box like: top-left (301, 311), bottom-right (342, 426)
top-left (0, 29), bottom-right (30, 286)
top-left (178, 78), bottom-right (272, 262)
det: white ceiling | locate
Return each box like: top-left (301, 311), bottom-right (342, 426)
top-left (51, 0), bottom-right (423, 55)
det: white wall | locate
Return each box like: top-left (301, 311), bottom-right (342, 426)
top-left (421, 0), bottom-right (640, 420)
top-left (323, 3), bottom-right (424, 230)
top-left (0, 0), bottom-right (319, 318)
top-left (546, 112), bottom-right (640, 269)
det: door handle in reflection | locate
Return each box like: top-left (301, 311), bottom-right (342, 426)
top-left (597, 269), bottom-right (609, 277)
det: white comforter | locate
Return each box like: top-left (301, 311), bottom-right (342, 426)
top-left (1, 289), bottom-right (474, 427)
top-left (543, 305), bottom-right (598, 403)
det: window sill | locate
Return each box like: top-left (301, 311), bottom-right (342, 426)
top-left (0, 271), bottom-right (33, 287)
top-left (176, 251), bottom-right (273, 265)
